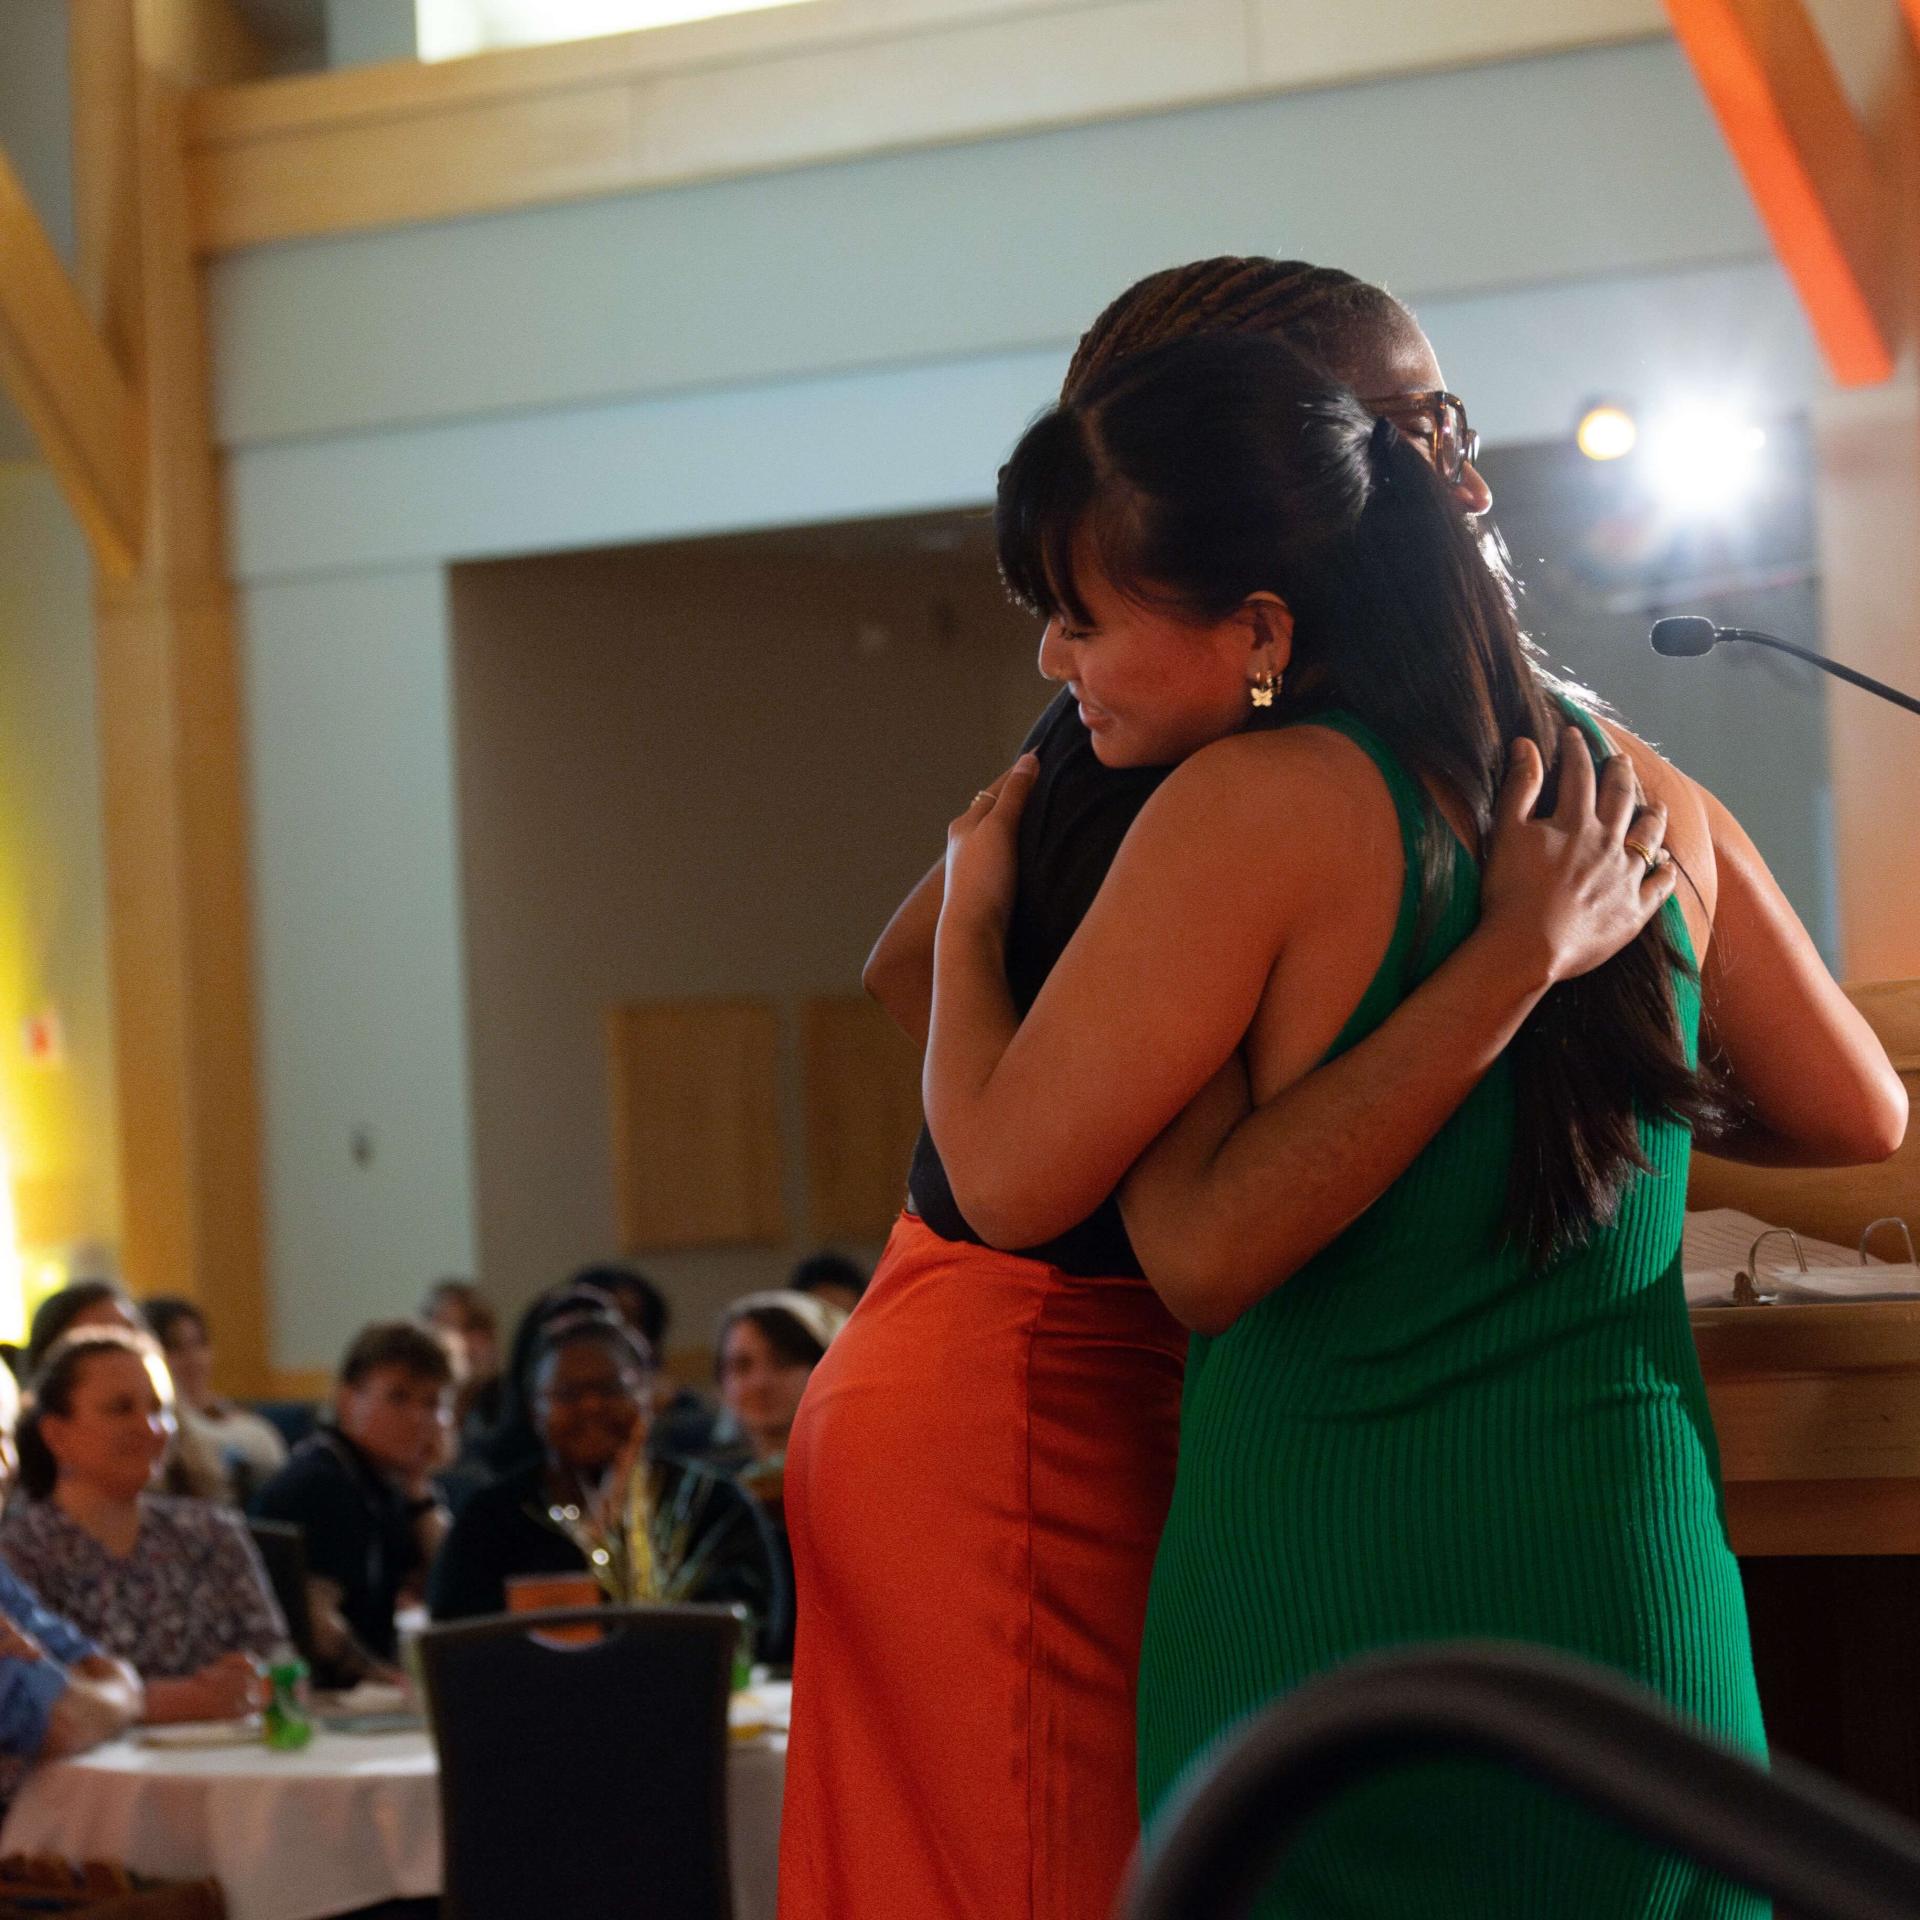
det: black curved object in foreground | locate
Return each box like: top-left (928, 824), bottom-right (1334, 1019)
top-left (1121, 1641), bottom-right (1920, 1920)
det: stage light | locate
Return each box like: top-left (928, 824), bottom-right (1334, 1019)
top-left (1641, 404), bottom-right (1767, 516)
top-left (1576, 404), bottom-right (1638, 462)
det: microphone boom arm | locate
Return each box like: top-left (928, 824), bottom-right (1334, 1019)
top-left (1713, 629), bottom-right (1920, 718)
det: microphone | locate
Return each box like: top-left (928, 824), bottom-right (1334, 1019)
top-left (1650, 616), bottom-right (1920, 717)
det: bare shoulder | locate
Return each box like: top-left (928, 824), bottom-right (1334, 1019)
top-left (1595, 714), bottom-right (1718, 938)
top-left (1152, 721), bottom-right (1401, 837)
top-left (1109, 724), bottom-right (1399, 925)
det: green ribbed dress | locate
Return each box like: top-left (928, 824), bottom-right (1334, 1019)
top-left (1135, 711), bottom-right (1767, 1917)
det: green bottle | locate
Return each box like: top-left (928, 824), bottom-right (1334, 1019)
top-left (728, 1604), bottom-right (755, 1692)
top-left (263, 1657), bottom-right (313, 1751)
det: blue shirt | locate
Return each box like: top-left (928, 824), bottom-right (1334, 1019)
top-left (0, 1559), bottom-right (100, 1765)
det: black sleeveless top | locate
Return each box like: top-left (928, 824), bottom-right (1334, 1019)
top-left (907, 689), bottom-right (1168, 1277)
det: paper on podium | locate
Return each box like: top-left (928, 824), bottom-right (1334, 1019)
top-left (1682, 1206), bottom-right (1919, 1306)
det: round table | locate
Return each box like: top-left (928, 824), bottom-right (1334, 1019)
top-left (0, 1706), bottom-right (787, 1920)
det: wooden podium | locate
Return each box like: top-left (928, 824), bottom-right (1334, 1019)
top-left (1687, 979), bottom-right (1920, 1816)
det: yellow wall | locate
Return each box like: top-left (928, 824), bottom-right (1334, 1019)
top-left (0, 463), bottom-right (120, 1336)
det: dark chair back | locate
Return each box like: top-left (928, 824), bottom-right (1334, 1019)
top-left (1122, 1641), bottom-right (1920, 1920)
top-left (245, 1399), bottom-right (319, 1451)
top-left (418, 1603), bottom-right (737, 1920)
top-left (245, 1519), bottom-right (318, 1669)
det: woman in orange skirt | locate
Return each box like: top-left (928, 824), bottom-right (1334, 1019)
top-left (777, 259), bottom-right (1509, 1920)
top-left (780, 1212), bottom-right (1183, 1919)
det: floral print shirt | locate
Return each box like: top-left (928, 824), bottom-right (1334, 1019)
top-left (0, 1495), bottom-right (285, 1679)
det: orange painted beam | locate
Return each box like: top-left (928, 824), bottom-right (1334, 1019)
top-left (1665, 0), bottom-right (1895, 387)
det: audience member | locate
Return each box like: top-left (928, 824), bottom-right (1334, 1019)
top-left (788, 1251), bottom-right (869, 1318)
top-left (27, 1283), bottom-right (226, 1501)
top-left (142, 1298), bottom-right (288, 1505)
top-left (1, 1331), bottom-right (284, 1723)
top-left (428, 1311), bottom-right (789, 1655)
top-left (24, 1280), bottom-right (140, 1377)
top-left (712, 1293), bottom-right (844, 1480)
top-left (569, 1264), bottom-right (718, 1458)
top-left (468, 1286), bottom-right (616, 1478)
top-left (0, 1365), bottom-right (142, 1800)
top-left (422, 1278), bottom-right (504, 1440)
top-left (251, 1320), bottom-right (454, 1689)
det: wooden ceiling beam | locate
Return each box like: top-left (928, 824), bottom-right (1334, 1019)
top-left (1665, 0), bottom-right (1897, 387)
top-left (0, 149), bottom-right (143, 576)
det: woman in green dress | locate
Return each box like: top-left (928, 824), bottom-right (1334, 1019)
top-left (926, 329), bottom-right (1906, 1913)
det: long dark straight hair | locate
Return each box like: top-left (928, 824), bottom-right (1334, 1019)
top-left (996, 330), bottom-right (1721, 1263)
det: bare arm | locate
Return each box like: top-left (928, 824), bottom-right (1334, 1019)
top-left (1123, 941), bottom-right (1551, 1333)
top-left (865, 692), bottom-right (1071, 1048)
top-left (927, 741), bottom-right (1294, 1247)
top-left (141, 1654), bottom-right (268, 1725)
top-left (863, 859), bottom-right (942, 1048)
top-left (926, 725), bottom-right (1666, 1252)
top-left (1694, 786), bottom-right (1905, 1165)
top-left (1122, 739), bottom-right (1677, 1331)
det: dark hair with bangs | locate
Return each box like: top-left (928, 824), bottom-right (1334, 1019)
top-left (997, 330), bottom-right (1721, 1264)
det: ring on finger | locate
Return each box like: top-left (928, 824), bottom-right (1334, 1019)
top-left (972, 789), bottom-right (997, 807)
top-left (1622, 836), bottom-right (1665, 872)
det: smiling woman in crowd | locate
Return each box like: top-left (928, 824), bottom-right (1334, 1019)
top-left (429, 1309), bottom-right (789, 1657)
top-left (1, 1329), bottom-right (285, 1724)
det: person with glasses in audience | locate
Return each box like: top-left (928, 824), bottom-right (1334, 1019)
top-left (428, 1309), bottom-right (789, 1657)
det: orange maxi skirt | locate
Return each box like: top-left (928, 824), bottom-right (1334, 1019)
top-left (778, 1211), bottom-right (1185, 1920)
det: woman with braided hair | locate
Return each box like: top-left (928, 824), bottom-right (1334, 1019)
top-left (773, 260), bottom-right (1850, 1919)
top-left (778, 260), bottom-right (1631, 1920)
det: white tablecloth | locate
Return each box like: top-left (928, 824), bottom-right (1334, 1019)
top-left (0, 1709), bottom-right (787, 1920)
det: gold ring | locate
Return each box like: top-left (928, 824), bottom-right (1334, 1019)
top-left (1622, 837), bottom-right (1662, 872)
top-left (973, 789), bottom-right (997, 807)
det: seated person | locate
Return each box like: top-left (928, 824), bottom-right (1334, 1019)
top-left (23, 1280), bottom-right (140, 1376)
top-left (142, 1298), bottom-right (287, 1506)
top-left (428, 1309), bottom-right (790, 1659)
top-left (709, 1292), bottom-right (845, 1488)
top-left (1, 1330), bottom-right (284, 1723)
top-left (251, 1320), bottom-right (454, 1689)
top-left (788, 1251), bottom-right (868, 1320)
top-left (469, 1282), bottom-right (638, 1478)
top-left (567, 1265), bottom-right (717, 1459)
top-left (29, 1283), bottom-right (226, 1502)
top-left (0, 1365), bottom-right (142, 1800)
top-left (422, 1278), bottom-right (504, 1442)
